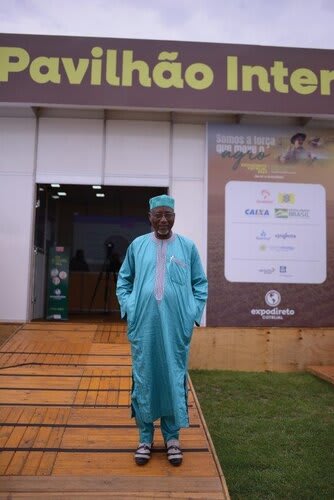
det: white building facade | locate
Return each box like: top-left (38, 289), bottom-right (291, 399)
top-left (0, 33), bottom-right (333, 324)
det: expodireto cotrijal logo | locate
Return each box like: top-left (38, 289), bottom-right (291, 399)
top-left (265, 290), bottom-right (281, 306)
top-left (251, 290), bottom-right (295, 320)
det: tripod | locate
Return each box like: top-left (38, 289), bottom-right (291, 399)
top-left (90, 243), bottom-right (118, 314)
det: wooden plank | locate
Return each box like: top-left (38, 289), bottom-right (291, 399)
top-left (189, 376), bottom-right (231, 500)
top-left (0, 492), bottom-right (225, 499)
top-left (93, 324), bottom-right (128, 345)
top-left (82, 356), bottom-right (131, 366)
top-left (22, 323), bottom-right (98, 332)
top-left (84, 371), bottom-right (100, 406)
top-left (0, 408), bottom-right (31, 474)
top-left (3, 408), bottom-right (35, 448)
top-left (67, 408), bottom-right (135, 426)
top-left (20, 409), bottom-right (48, 476)
top-left (19, 408), bottom-right (59, 475)
top-left (0, 352), bottom-right (16, 367)
top-left (58, 427), bottom-right (207, 449)
top-left (0, 323), bottom-right (22, 349)
top-left (308, 365), bottom-right (334, 385)
top-left (0, 366), bottom-right (85, 377)
top-left (0, 408), bottom-right (24, 448)
top-left (5, 408), bottom-right (45, 475)
top-left (0, 406), bottom-right (11, 421)
top-left (189, 327), bottom-right (334, 372)
top-left (0, 389), bottom-right (76, 405)
top-left (83, 367), bottom-right (131, 377)
top-left (93, 325), bottom-right (104, 343)
top-left (67, 342), bottom-right (78, 365)
top-left (1, 355), bottom-right (131, 369)
top-left (0, 365), bottom-right (128, 378)
top-left (66, 407), bottom-right (200, 426)
top-left (107, 374), bottom-right (120, 407)
top-left (118, 376), bottom-right (130, 406)
top-left (190, 328), bottom-right (267, 371)
top-left (0, 375), bottom-right (81, 390)
top-left (0, 475), bottom-right (224, 493)
top-left (52, 451), bottom-right (217, 476)
top-left (11, 332), bottom-right (95, 344)
top-left (89, 345), bottom-right (130, 355)
top-left (95, 373), bottom-right (110, 407)
top-left (73, 373), bottom-right (90, 405)
top-left (36, 409), bottom-right (70, 475)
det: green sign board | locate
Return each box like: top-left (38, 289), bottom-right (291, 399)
top-left (46, 246), bottom-right (69, 320)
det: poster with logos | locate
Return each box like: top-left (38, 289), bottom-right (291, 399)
top-left (207, 124), bottom-right (334, 326)
top-left (225, 181), bottom-right (326, 284)
top-left (46, 246), bottom-right (69, 320)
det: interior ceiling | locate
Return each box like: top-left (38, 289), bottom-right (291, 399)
top-left (41, 184), bottom-right (166, 204)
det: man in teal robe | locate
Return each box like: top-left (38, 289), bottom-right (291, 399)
top-left (116, 194), bottom-right (208, 466)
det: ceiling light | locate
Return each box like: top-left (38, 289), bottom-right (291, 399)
top-left (52, 195), bottom-right (59, 199)
top-left (96, 193), bottom-right (105, 198)
top-left (51, 183), bottom-right (60, 188)
top-left (92, 185), bottom-right (102, 189)
top-left (57, 192), bottom-right (67, 196)
top-left (39, 187), bottom-right (44, 191)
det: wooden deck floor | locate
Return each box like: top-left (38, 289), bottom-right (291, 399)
top-left (0, 322), bottom-right (229, 499)
top-left (308, 365), bottom-right (334, 385)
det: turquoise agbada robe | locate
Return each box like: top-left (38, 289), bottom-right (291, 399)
top-left (116, 232), bottom-right (208, 428)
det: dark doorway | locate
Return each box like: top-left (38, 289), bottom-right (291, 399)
top-left (32, 184), bottom-right (167, 321)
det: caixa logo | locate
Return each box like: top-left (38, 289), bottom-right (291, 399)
top-left (245, 208), bottom-right (270, 216)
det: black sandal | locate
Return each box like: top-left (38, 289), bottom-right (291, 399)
top-left (134, 443), bottom-right (152, 465)
top-left (166, 439), bottom-right (183, 466)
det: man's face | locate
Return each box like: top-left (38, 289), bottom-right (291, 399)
top-left (149, 205), bottom-right (175, 239)
top-left (294, 136), bottom-right (305, 148)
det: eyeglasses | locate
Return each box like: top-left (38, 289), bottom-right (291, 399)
top-left (150, 211), bottom-right (175, 220)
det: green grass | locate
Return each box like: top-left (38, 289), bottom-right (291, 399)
top-left (190, 370), bottom-right (334, 500)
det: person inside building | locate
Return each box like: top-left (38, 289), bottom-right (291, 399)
top-left (69, 249), bottom-right (89, 271)
top-left (116, 194), bottom-right (208, 466)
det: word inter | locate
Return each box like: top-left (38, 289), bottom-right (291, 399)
top-left (227, 56), bottom-right (333, 96)
top-left (0, 47), bottom-right (333, 96)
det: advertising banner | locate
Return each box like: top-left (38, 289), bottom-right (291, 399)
top-left (46, 246), bottom-right (69, 320)
top-left (207, 124), bottom-right (334, 326)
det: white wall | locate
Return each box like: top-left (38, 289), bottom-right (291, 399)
top-left (36, 118), bottom-right (104, 185)
top-left (105, 120), bottom-right (170, 186)
top-left (170, 124), bottom-right (207, 325)
top-left (0, 118), bottom-right (36, 321)
top-left (171, 124), bottom-right (207, 265)
top-left (0, 116), bottom-right (208, 322)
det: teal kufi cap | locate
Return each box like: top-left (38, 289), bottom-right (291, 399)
top-left (149, 194), bottom-right (175, 210)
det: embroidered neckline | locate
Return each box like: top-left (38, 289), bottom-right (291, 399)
top-left (151, 232), bottom-right (176, 301)
top-left (151, 231), bottom-right (176, 244)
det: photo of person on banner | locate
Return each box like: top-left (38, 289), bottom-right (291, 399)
top-left (279, 132), bottom-right (317, 164)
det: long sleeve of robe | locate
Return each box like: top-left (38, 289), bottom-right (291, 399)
top-left (116, 232), bottom-right (208, 428)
